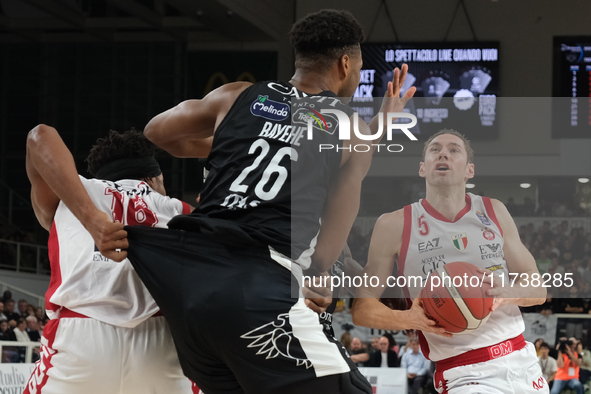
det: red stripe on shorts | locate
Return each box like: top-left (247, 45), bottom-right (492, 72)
top-left (23, 319), bottom-right (60, 394)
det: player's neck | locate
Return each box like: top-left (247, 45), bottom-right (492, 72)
top-left (424, 187), bottom-right (467, 221)
top-left (289, 69), bottom-right (338, 96)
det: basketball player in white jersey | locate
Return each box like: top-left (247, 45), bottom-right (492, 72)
top-left (24, 124), bottom-right (197, 394)
top-left (351, 130), bottom-right (548, 393)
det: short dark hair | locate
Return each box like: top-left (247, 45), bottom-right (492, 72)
top-left (422, 129), bottom-right (474, 164)
top-left (289, 9), bottom-right (364, 72)
top-left (86, 129), bottom-right (158, 178)
top-left (540, 342), bottom-right (550, 350)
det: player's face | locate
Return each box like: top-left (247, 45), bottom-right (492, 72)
top-left (419, 134), bottom-right (474, 187)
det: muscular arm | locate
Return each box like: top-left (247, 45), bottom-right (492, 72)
top-left (26, 124), bottom-right (128, 261)
top-left (350, 211), bottom-right (449, 336)
top-left (310, 134), bottom-right (373, 272)
top-left (488, 199), bottom-right (546, 309)
top-left (144, 82), bottom-right (251, 158)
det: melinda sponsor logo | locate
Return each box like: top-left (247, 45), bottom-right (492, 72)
top-left (302, 108), bottom-right (418, 153)
top-left (250, 95), bottom-right (290, 121)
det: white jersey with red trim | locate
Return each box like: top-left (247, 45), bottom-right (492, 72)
top-left (398, 192), bottom-right (524, 362)
top-left (45, 176), bottom-right (191, 327)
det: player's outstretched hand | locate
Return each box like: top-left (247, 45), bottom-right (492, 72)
top-left (380, 63), bottom-right (417, 114)
top-left (405, 297), bottom-right (453, 338)
top-left (303, 272), bottom-right (333, 314)
top-left (85, 210), bottom-right (128, 262)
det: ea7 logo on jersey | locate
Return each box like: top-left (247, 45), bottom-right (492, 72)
top-left (479, 243), bottom-right (503, 260)
top-left (251, 95), bottom-right (290, 121)
top-left (418, 237), bottom-right (442, 253)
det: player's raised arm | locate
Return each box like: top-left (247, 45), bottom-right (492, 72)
top-left (26, 124), bottom-right (128, 261)
top-left (144, 82), bottom-right (252, 158)
top-left (369, 64), bottom-right (416, 135)
top-left (310, 128), bottom-right (374, 272)
top-left (351, 211), bottom-right (450, 337)
top-left (486, 198), bottom-right (547, 310)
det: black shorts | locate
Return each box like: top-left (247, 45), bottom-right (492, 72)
top-left (126, 226), bottom-right (371, 394)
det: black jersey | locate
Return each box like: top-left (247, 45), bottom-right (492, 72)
top-left (168, 81), bottom-right (355, 263)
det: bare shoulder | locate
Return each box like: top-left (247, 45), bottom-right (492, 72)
top-left (489, 198), bottom-right (511, 220)
top-left (205, 81), bottom-right (253, 102)
top-left (372, 209), bottom-right (405, 243)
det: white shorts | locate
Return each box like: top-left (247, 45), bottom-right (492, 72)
top-left (434, 343), bottom-right (549, 394)
top-left (24, 314), bottom-right (197, 394)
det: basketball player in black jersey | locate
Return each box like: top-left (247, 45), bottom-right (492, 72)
top-left (80, 9), bottom-right (415, 394)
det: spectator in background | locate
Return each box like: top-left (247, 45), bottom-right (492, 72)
top-left (34, 307), bottom-right (45, 324)
top-left (536, 250), bottom-right (552, 274)
top-left (400, 338), bottom-right (430, 394)
top-left (13, 318), bottom-right (31, 342)
top-left (538, 342), bottom-right (557, 389)
top-left (17, 299), bottom-right (28, 317)
top-left (551, 338), bottom-right (583, 394)
top-left (25, 305), bottom-right (36, 318)
top-left (349, 337), bottom-right (369, 366)
top-left (0, 320), bottom-right (16, 341)
top-left (0, 301), bottom-right (6, 321)
top-left (367, 336), bottom-right (398, 368)
top-left (534, 338), bottom-right (544, 357)
top-left (340, 332), bottom-right (352, 351)
top-left (25, 316), bottom-right (41, 342)
top-left (2, 290), bottom-right (11, 304)
top-left (4, 299), bottom-right (19, 322)
top-left (382, 332), bottom-right (399, 354)
top-left (576, 340), bottom-right (591, 386)
top-left (369, 336), bottom-right (380, 355)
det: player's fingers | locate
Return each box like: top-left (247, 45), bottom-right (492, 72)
top-left (304, 297), bottom-right (330, 313)
top-left (403, 86), bottom-right (417, 99)
top-left (109, 228), bottom-right (128, 241)
top-left (398, 64), bottom-right (408, 87)
top-left (391, 67), bottom-right (400, 90)
top-left (114, 239), bottom-right (129, 249)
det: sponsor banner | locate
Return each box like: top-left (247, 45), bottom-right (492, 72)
top-left (0, 364), bottom-right (34, 394)
top-left (522, 313), bottom-right (558, 346)
top-left (358, 367), bottom-right (408, 394)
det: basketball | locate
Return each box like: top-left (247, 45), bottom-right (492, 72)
top-left (419, 261), bottom-right (494, 334)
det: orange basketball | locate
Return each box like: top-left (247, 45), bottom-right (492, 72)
top-left (419, 261), bottom-right (494, 334)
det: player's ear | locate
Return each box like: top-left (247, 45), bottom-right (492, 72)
top-left (466, 162), bottom-right (475, 179)
top-left (338, 54), bottom-right (350, 79)
top-left (419, 162), bottom-right (425, 178)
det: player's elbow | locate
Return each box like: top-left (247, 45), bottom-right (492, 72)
top-left (27, 124), bottom-right (55, 149)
